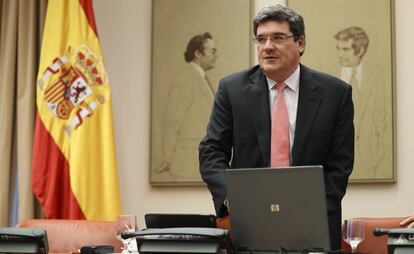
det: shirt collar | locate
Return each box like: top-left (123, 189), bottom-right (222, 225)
top-left (266, 65), bottom-right (300, 92)
top-left (189, 61), bottom-right (206, 78)
top-left (340, 63), bottom-right (363, 82)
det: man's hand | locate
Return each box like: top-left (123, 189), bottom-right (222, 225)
top-left (400, 216), bottom-right (414, 228)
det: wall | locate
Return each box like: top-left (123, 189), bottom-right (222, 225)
top-left (94, 0), bottom-right (414, 227)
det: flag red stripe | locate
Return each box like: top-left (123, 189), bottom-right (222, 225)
top-left (45, 80), bottom-right (61, 92)
top-left (45, 89), bottom-right (64, 102)
top-left (49, 96), bottom-right (64, 104)
top-left (78, 0), bottom-right (99, 38)
top-left (47, 91), bottom-right (64, 103)
top-left (45, 82), bottom-right (63, 96)
top-left (32, 112), bottom-right (86, 219)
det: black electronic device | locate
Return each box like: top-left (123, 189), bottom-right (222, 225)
top-left (374, 228), bottom-right (414, 254)
top-left (0, 227), bottom-right (48, 254)
top-left (80, 245), bottom-right (114, 254)
top-left (145, 213), bottom-right (217, 228)
top-left (122, 227), bottom-right (228, 254)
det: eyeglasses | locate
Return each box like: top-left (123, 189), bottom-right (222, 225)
top-left (204, 47), bottom-right (217, 56)
top-left (253, 33), bottom-right (295, 46)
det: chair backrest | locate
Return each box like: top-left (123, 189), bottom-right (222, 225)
top-left (341, 217), bottom-right (405, 254)
top-left (17, 219), bottom-right (122, 253)
top-left (216, 216), bottom-right (230, 231)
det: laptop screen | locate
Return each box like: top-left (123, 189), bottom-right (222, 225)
top-left (226, 165), bottom-right (330, 252)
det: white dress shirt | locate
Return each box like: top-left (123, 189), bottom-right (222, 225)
top-left (190, 61), bottom-right (205, 79)
top-left (340, 64), bottom-right (363, 90)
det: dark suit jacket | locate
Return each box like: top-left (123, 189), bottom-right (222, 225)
top-left (199, 64), bottom-right (354, 250)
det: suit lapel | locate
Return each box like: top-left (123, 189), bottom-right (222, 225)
top-left (245, 68), bottom-right (271, 165)
top-left (357, 64), bottom-right (375, 121)
top-left (292, 65), bottom-right (322, 165)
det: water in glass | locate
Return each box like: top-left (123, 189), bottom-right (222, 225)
top-left (344, 219), bottom-right (365, 253)
top-left (115, 215), bottom-right (137, 253)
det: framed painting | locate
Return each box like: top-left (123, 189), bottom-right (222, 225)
top-left (150, 0), bottom-right (252, 185)
top-left (288, 0), bottom-right (395, 182)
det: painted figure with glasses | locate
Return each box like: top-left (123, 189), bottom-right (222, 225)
top-left (155, 32), bottom-right (218, 181)
top-left (199, 5), bottom-right (354, 250)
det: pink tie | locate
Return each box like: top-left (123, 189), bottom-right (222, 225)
top-left (271, 82), bottom-right (290, 167)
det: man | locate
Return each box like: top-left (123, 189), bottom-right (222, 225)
top-left (156, 32), bottom-right (217, 181)
top-left (199, 5), bottom-right (354, 250)
top-left (335, 26), bottom-right (387, 179)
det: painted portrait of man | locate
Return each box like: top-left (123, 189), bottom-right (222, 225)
top-left (150, 0), bottom-right (251, 184)
top-left (288, 0), bottom-right (394, 181)
top-left (334, 26), bottom-right (388, 179)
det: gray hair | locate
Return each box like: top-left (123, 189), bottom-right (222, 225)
top-left (253, 4), bottom-right (305, 40)
top-left (335, 26), bottom-right (369, 57)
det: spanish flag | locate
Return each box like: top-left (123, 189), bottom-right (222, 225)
top-left (32, 0), bottom-right (121, 220)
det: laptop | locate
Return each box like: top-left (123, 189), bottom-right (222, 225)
top-left (226, 165), bottom-right (330, 253)
top-left (145, 213), bottom-right (217, 228)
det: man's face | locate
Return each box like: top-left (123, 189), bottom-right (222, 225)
top-left (198, 39), bottom-right (217, 71)
top-left (336, 39), bottom-right (361, 67)
top-left (257, 20), bottom-right (305, 81)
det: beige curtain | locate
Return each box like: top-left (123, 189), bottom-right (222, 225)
top-left (0, 0), bottom-right (47, 227)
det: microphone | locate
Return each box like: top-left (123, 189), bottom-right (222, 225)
top-left (121, 231), bottom-right (137, 239)
top-left (373, 228), bottom-right (414, 237)
top-left (373, 228), bottom-right (389, 236)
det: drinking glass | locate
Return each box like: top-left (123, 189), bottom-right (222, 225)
top-left (115, 215), bottom-right (137, 254)
top-left (344, 219), bottom-right (365, 253)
